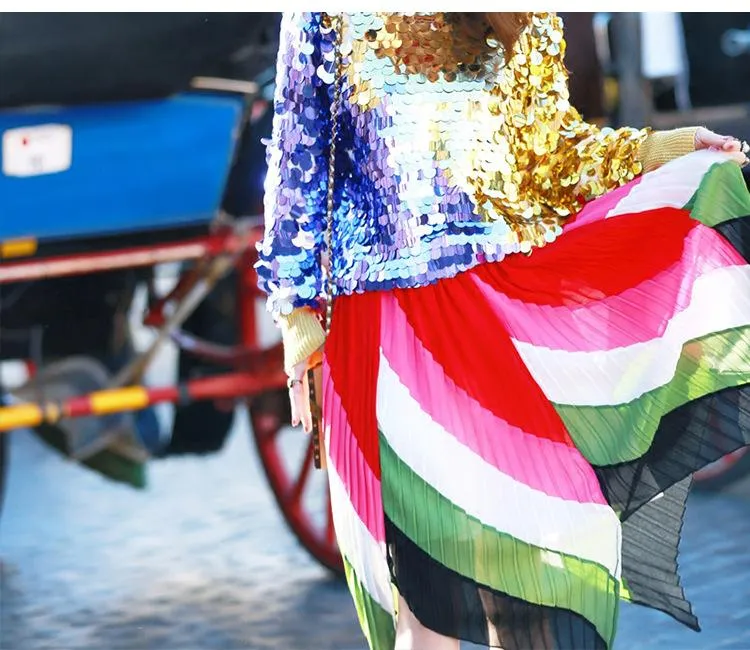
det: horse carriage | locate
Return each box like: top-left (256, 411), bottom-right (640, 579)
top-left (0, 13), bottom-right (342, 573)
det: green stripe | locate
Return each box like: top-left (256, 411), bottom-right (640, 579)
top-left (342, 556), bottom-right (395, 650)
top-left (379, 435), bottom-right (620, 646)
top-left (684, 161), bottom-right (750, 227)
top-left (555, 326), bottom-right (750, 466)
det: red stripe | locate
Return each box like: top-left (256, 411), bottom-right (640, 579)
top-left (474, 207), bottom-right (697, 307)
top-left (473, 223), bottom-right (742, 351)
top-left (323, 358), bottom-right (386, 541)
top-left (393, 270), bottom-right (575, 445)
top-left (325, 291), bottom-right (383, 478)
top-left (66, 397), bottom-right (92, 418)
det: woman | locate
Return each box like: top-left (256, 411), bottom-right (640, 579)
top-left (257, 12), bottom-right (750, 650)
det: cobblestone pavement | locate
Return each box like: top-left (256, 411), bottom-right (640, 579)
top-left (3, 422), bottom-right (750, 650)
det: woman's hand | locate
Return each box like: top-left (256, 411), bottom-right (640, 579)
top-left (288, 348), bottom-right (323, 434)
top-left (694, 127), bottom-right (749, 165)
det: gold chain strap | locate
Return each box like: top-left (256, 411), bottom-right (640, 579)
top-left (323, 13), bottom-right (343, 335)
top-left (307, 13), bottom-right (343, 471)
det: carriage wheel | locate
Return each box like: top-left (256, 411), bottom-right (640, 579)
top-left (692, 389), bottom-right (750, 492)
top-left (693, 447), bottom-right (750, 492)
top-left (249, 388), bottom-right (343, 576)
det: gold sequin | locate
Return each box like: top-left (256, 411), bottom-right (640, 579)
top-left (467, 12), bottom-right (648, 247)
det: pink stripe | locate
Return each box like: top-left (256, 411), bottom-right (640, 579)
top-left (379, 294), bottom-right (608, 505)
top-left (322, 360), bottom-right (385, 542)
top-left (564, 176), bottom-right (642, 233)
top-left (475, 225), bottom-right (743, 352)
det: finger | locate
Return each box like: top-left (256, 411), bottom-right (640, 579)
top-left (724, 150), bottom-right (748, 166)
top-left (287, 374), bottom-right (305, 427)
top-left (291, 381), bottom-right (308, 427)
top-left (294, 384), bottom-right (310, 432)
top-left (697, 131), bottom-right (732, 151)
top-left (289, 386), bottom-right (300, 427)
top-left (722, 138), bottom-right (741, 152)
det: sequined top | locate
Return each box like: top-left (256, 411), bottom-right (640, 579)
top-left (257, 12), bottom-right (649, 317)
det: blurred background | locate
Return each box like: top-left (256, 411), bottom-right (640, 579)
top-left (1, 12), bottom-right (750, 650)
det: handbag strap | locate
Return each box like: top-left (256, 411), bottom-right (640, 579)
top-left (323, 13), bottom-right (343, 335)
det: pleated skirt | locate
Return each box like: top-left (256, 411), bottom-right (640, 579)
top-left (321, 150), bottom-right (750, 649)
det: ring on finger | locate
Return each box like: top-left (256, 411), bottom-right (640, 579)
top-left (741, 140), bottom-right (750, 155)
top-left (287, 377), bottom-right (304, 390)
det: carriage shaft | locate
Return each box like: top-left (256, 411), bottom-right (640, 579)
top-left (0, 371), bottom-right (286, 433)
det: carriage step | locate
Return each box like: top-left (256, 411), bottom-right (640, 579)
top-left (8, 356), bottom-right (146, 461)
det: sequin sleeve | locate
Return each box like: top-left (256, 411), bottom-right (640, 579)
top-left (255, 12), bottom-right (333, 318)
top-left (520, 13), bottom-right (650, 207)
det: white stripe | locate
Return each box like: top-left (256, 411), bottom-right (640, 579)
top-left (513, 265), bottom-right (750, 406)
top-left (607, 150), bottom-right (731, 219)
top-left (376, 353), bottom-right (622, 577)
top-left (327, 464), bottom-right (394, 616)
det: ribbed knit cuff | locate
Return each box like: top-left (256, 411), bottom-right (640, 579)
top-left (279, 308), bottom-right (326, 374)
top-left (637, 127), bottom-right (699, 174)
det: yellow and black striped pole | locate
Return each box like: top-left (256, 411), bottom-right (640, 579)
top-left (0, 371), bottom-right (285, 433)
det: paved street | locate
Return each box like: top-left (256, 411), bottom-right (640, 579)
top-left (3, 421), bottom-right (750, 650)
top-left (0, 421), bottom-right (366, 650)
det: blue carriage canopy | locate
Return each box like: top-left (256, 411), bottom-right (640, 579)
top-left (0, 13), bottom-right (281, 244)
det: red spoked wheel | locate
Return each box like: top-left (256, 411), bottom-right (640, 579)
top-left (693, 447), bottom-right (750, 492)
top-left (692, 391), bottom-right (750, 492)
top-left (249, 388), bottom-right (343, 575)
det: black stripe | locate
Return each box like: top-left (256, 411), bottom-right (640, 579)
top-left (596, 386), bottom-right (750, 519)
top-left (592, 385), bottom-right (750, 633)
top-left (619, 478), bottom-right (699, 631)
top-left (385, 517), bottom-right (607, 650)
top-left (715, 214), bottom-right (750, 260)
